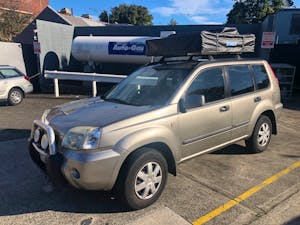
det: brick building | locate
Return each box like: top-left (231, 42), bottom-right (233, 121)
top-left (0, 0), bottom-right (48, 16)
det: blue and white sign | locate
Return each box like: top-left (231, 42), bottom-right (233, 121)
top-left (226, 41), bottom-right (238, 47)
top-left (108, 42), bottom-right (146, 55)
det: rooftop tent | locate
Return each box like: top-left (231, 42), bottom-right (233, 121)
top-left (146, 27), bottom-right (256, 57)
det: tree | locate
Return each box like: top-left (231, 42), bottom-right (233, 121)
top-left (0, 2), bottom-right (32, 41)
top-left (168, 18), bottom-right (178, 26)
top-left (99, 4), bottom-right (153, 26)
top-left (227, 0), bottom-right (294, 24)
top-left (99, 10), bottom-right (109, 23)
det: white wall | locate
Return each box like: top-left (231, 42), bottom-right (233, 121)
top-left (0, 42), bottom-right (26, 74)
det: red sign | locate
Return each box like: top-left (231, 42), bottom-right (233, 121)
top-left (261, 32), bottom-right (275, 49)
top-left (33, 42), bottom-right (41, 54)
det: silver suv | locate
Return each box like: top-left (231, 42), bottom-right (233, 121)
top-left (0, 65), bottom-right (33, 105)
top-left (29, 58), bottom-right (282, 209)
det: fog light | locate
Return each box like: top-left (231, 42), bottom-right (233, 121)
top-left (34, 128), bottom-right (41, 143)
top-left (41, 134), bottom-right (49, 150)
top-left (71, 168), bottom-right (80, 179)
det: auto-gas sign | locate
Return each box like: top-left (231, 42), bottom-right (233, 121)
top-left (108, 42), bottom-right (146, 55)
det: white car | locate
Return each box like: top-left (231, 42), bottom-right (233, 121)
top-left (0, 65), bottom-right (33, 105)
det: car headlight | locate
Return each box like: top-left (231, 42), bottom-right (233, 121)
top-left (41, 109), bottom-right (51, 124)
top-left (62, 126), bottom-right (101, 151)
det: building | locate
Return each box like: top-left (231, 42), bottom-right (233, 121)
top-left (14, 6), bottom-right (300, 96)
top-left (13, 6), bottom-right (107, 90)
top-left (0, 0), bottom-right (48, 16)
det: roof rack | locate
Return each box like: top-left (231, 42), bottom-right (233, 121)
top-left (146, 27), bottom-right (255, 58)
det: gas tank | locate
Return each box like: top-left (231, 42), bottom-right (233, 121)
top-left (71, 36), bottom-right (156, 64)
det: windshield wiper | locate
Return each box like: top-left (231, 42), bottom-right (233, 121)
top-left (104, 98), bottom-right (135, 106)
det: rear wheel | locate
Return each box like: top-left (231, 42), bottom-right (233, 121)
top-left (116, 148), bottom-right (168, 210)
top-left (245, 115), bottom-right (272, 153)
top-left (8, 88), bottom-right (23, 105)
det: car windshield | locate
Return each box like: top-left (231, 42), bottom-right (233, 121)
top-left (103, 62), bottom-right (197, 106)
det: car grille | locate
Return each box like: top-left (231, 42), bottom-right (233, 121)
top-left (33, 127), bottom-right (49, 154)
top-left (31, 120), bottom-right (57, 155)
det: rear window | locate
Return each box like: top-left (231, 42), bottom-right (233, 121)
top-left (227, 65), bottom-right (254, 97)
top-left (252, 65), bottom-right (270, 90)
top-left (0, 69), bottom-right (21, 78)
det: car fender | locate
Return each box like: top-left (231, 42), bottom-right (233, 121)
top-left (248, 98), bottom-right (276, 136)
top-left (108, 126), bottom-right (181, 189)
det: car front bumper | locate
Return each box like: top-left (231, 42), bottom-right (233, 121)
top-left (29, 120), bottom-right (122, 191)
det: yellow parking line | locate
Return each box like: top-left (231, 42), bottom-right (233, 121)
top-left (193, 161), bottom-right (300, 225)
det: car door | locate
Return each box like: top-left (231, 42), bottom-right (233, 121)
top-left (225, 64), bottom-right (257, 140)
top-left (178, 66), bottom-right (232, 159)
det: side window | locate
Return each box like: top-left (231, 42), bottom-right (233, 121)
top-left (227, 65), bottom-right (254, 96)
top-left (252, 65), bottom-right (270, 90)
top-left (186, 67), bottom-right (225, 104)
top-left (0, 69), bottom-right (21, 78)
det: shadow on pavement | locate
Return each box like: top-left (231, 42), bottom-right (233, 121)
top-left (0, 129), bottom-right (31, 142)
top-left (285, 216), bottom-right (300, 225)
top-left (0, 101), bottom-right (8, 106)
top-left (283, 97), bottom-right (300, 111)
top-left (211, 144), bottom-right (249, 155)
top-left (0, 138), bottom-right (130, 216)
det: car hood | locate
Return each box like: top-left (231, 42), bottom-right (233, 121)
top-left (46, 97), bottom-right (155, 134)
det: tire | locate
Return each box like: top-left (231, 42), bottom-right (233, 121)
top-left (116, 148), bottom-right (168, 210)
top-left (8, 88), bottom-right (23, 106)
top-left (245, 115), bottom-right (272, 153)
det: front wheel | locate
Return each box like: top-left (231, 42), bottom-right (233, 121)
top-left (245, 115), bottom-right (272, 153)
top-left (8, 88), bottom-right (23, 105)
top-left (116, 148), bottom-right (168, 210)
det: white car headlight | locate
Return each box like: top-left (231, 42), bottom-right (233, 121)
top-left (41, 109), bottom-right (51, 124)
top-left (62, 127), bottom-right (101, 151)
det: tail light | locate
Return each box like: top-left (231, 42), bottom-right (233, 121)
top-left (24, 75), bottom-right (30, 81)
top-left (267, 63), bottom-right (279, 85)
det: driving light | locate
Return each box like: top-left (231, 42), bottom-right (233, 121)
top-left (41, 134), bottom-right (49, 150)
top-left (62, 127), bottom-right (101, 151)
top-left (34, 128), bottom-right (41, 143)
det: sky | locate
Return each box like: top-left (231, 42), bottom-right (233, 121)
top-left (49, 0), bottom-right (300, 25)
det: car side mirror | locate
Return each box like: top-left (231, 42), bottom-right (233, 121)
top-left (179, 94), bottom-right (205, 113)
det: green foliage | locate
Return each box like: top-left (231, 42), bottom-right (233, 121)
top-left (99, 4), bottom-right (153, 26)
top-left (168, 18), bottom-right (178, 26)
top-left (227, 0), bottom-right (294, 24)
top-left (0, 9), bottom-right (32, 41)
top-left (99, 10), bottom-right (109, 23)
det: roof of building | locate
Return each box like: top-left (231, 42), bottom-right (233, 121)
top-left (38, 6), bottom-right (107, 27)
top-left (58, 13), bottom-right (107, 27)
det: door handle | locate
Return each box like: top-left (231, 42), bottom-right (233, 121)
top-left (254, 96), bottom-right (262, 103)
top-left (220, 105), bottom-right (230, 112)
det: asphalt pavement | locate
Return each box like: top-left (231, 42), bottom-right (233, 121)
top-left (0, 94), bottom-right (300, 225)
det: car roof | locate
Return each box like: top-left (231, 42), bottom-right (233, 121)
top-left (0, 65), bottom-right (16, 69)
top-left (149, 57), bottom-right (266, 70)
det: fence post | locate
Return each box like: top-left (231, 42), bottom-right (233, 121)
top-left (54, 78), bottom-right (60, 97)
top-left (92, 81), bottom-right (97, 97)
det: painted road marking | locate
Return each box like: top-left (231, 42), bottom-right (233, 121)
top-left (193, 161), bottom-right (300, 225)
